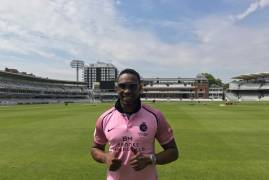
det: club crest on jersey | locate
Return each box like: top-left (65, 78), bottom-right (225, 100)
top-left (139, 122), bottom-right (148, 132)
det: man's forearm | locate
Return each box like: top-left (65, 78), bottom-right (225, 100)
top-left (91, 148), bottom-right (107, 163)
top-left (155, 148), bottom-right (179, 165)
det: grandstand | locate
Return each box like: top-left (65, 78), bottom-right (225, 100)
top-left (90, 82), bottom-right (117, 101)
top-left (141, 74), bottom-right (209, 100)
top-left (90, 74), bottom-right (213, 101)
top-left (226, 72), bottom-right (269, 101)
top-left (209, 84), bottom-right (224, 99)
top-left (0, 68), bottom-right (90, 105)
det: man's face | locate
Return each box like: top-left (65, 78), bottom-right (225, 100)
top-left (116, 73), bottom-right (141, 106)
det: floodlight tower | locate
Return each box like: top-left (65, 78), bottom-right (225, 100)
top-left (70, 60), bottom-right (84, 82)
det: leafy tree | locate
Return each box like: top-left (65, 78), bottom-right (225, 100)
top-left (201, 73), bottom-right (223, 87)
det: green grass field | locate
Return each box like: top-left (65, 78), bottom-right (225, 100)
top-left (0, 102), bottom-right (269, 180)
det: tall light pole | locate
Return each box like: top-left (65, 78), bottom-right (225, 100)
top-left (70, 60), bottom-right (84, 82)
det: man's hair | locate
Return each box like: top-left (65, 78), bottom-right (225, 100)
top-left (118, 69), bottom-right (141, 83)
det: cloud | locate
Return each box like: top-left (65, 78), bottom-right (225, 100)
top-left (0, 0), bottom-right (121, 76)
top-left (0, 0), bottom-right (269, 82)
top-left (192, 14), bottom-right (269, 80)
top-left (0, 0), bottom-right (198, 70)
top-left (115, 0), bottom-right (121, 5)
top-left (234, 0), bottom-right (269, 20)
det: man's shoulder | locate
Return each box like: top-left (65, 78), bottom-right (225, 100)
top-left (98, 107), bottom-right (116, 120)
top-left (141, 103), bottom-right (161, 116)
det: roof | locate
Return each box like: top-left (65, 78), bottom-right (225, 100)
top-left (0, 70), bottom-right (86, 85)
top-left (85, 62), bottom-right (116, 68)
top-left (232, 72), bottom-right (269, 80)
top-left (142, 77), bottom-right (208, 82)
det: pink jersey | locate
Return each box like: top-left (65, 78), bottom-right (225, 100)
top-left (93, 103), bottom-right (174, 180)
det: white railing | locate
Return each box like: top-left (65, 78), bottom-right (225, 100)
top-left (229, 83), bottom-right (240, 90)
top-left (169, 84), bottom-right (186, 88)
top-left (144, 91), bottom-right (195, 94)
top-left (240, 94), bottom-right (259, 101)
top-left (260, 83), bottom-right (269, 90)
top-left (225, 92), bottom-right (239, 101)
top-left (149, 84), bottom-right (167, 88)
top-left (260, 95), bottom-right (269, 101)
top-left (240, 83), bottom-right (261, 90)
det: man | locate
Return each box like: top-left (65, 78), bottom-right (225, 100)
top-left (91, 69), bottom-right (179, 180)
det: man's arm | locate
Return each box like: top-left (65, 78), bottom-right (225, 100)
top-left (154, 110), bottom-right (179, 165)
top-left (155, 139), bottom-right (179, 165)
top-left (91, 142), bottom-right (106, 163)
top-left (91, 142), bottom-right (122, 171)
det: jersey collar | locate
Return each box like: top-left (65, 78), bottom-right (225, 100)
top-left (115, 98), bottom-right (141, 114)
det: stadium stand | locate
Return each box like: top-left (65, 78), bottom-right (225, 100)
top-left (239, 93), bottom-right (259, 101)
top-left (226, 72), bottom-right (269, 101)
top-left (209, 84), bottom-right (223, 99)
top-left (0, 68), bottom-right (90, 105)
top-left (260, 83), bottom-right (269, 90)
top-left (225, 92), bottom-right (239, 101)
top-left (239, 83), bottom-right (261, 90)
top-left (260, 92), bottom-right (269, 101)
top-left (142, 75), bottom-right (209, 100)
top-left (229, 82), bottom-right (240, 90)
top-left (91, 75), bottom-right (214, 101)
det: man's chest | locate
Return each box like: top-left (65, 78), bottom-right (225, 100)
top-left (104, 115), bottom-right (157, 152)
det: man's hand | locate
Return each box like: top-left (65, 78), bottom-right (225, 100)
top-left (105, 150), bottom-right (122, 171)
top-left (129, 147), bottom-right (151, 171)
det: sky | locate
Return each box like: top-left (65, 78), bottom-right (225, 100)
top-left (0, 0), bottom-right (269, 83)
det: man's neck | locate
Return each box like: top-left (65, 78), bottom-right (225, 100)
top-left (120, 101), bottom-right (138, 114)
top-left (115, 98), bottom-right (141, 114)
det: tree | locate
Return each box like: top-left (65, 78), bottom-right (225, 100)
top-left (201, 73), bottom-right (223, 87)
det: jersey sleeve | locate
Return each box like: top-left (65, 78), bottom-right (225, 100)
top-left (93, 115), bottom-right (108, 145)
top-left (155, 110), bottom-right (174, 145)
